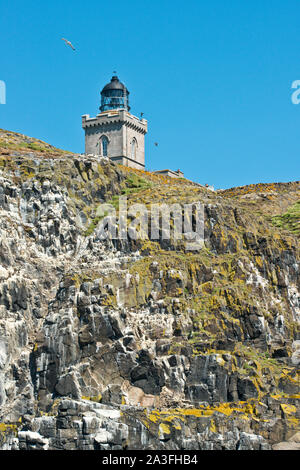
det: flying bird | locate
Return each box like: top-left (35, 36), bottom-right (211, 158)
top-left (61, 38), bottom-right (75, 51)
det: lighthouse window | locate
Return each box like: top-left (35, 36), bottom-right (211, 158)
top-left (131, 139), bottom-right (137, 159)
top-left (101, 136), bottom-right (108, 156)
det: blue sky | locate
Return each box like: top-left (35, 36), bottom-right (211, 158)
top-left (0, 0), bottom-right (299, 189)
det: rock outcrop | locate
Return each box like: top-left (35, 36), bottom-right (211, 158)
top-left (0, 129), bottom-right (299, 450)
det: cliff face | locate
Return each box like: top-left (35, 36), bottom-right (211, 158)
top-left (0, 128), bottom-right (299, 450)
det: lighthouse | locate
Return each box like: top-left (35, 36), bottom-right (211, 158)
top-left (82, 75), bottom-right (147, 169)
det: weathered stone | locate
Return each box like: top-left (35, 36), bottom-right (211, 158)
top-left (0, 130), bottom-right (299, 450)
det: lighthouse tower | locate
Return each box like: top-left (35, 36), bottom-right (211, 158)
top-left (82, 75), bottom-right (147, 169)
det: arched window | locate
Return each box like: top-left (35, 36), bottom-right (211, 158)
top-left (101, 136), bottom-right (109, 156)
top-left (131, 138), bottom-right (137, 160)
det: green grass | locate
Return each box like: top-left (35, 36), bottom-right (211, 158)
top-left (272, 201), bottom-right (300, 235)
top-left (122, 174), bottom-right (153, 194)
top-left (0, 133), bottom-right (68, 154)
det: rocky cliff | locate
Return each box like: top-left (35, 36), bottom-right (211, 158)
top-left (0, 128), bottom-right (299, 450)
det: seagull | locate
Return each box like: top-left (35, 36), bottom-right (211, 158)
top-left (61, 38), bottom-right (75, 51)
